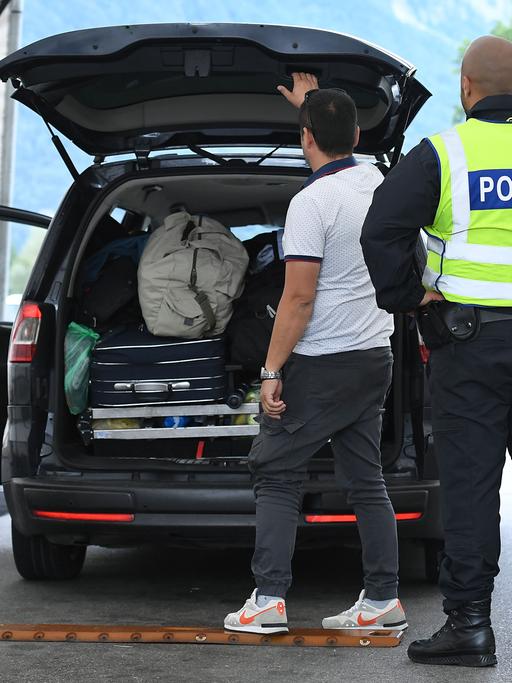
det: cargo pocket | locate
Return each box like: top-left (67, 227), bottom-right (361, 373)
top-left (256, 413), bottom-right (306, 435)
top-left (248, 413), bottom-right (307, 475)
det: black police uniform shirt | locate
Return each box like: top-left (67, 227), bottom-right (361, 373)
top-left (360, 95), bottom-right (512, 314)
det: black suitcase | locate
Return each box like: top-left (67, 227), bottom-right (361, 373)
top-left (89, 327), bottom-right (226, 407)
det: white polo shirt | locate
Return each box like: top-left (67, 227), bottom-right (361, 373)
top-left (283, 157), bottom-right (394, 355)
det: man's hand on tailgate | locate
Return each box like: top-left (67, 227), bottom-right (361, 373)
top-left (277, 72), bottom-right (319, 108)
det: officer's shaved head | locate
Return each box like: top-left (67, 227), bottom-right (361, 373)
top-left (461, 35), bottom-right (512, 111)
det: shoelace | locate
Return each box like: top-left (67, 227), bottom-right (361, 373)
top-left (341, 596), bottom-right (365, 617)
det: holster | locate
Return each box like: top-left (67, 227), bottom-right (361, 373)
top-left (416, 301), bottom-right (480, 350)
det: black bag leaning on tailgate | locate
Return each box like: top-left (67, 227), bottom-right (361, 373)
top-left (75, 234), bottom-right (149, 330)
top-left (76, 256), bottom-right (140, 329)
top-left (227, 230), bottom-right (285, 373)
top-left (89, 326), bottom-right (227, 407)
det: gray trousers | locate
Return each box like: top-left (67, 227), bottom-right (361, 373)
top-left (248, 347), bottom-right (398, 600)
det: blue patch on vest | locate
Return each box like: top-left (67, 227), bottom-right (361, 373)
top-left (469, 170), bottom-right (512, 210)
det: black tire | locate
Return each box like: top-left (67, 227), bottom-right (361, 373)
top-left (424, 539), bottom-right (444, 584)
top-left (11, 521), bottom-right (86, 580)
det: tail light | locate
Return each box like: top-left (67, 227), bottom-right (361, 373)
top-left (32, 510), bottom-right (134, 522)
top-left (305, 512), bottom-right (422, 523)
top-left (8, 302), bottom-right (42, 363)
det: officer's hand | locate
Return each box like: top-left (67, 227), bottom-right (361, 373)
top-left (260, 379), bottom-right (286, 418)
top-left (419, 290), bottom-right (445, 307)
top-left (277, 72), bottom-right (319, 109)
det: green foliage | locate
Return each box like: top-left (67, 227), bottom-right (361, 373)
top-left (453, 19), bottom-right (512, 124)
top-left (9, 229), bottom-right (46, 294)
top-left (492, 21), bottom-right (512, 41)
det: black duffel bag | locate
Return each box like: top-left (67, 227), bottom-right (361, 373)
top-left (227, 231), bottom-right (285, 372)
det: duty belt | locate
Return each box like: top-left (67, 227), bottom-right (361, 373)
top-left (479, 308), bottom-right (512, 323)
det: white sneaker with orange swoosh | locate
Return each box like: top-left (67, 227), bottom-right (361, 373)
top-left (224, 589), bottom-right (289, 634)
top-left (322, 589), bottom-right (408, 630)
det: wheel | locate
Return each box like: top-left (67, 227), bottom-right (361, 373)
top-left (11, 521), bottom-right (86, 580)
top-left (424, 539), bottom-right (444, 583)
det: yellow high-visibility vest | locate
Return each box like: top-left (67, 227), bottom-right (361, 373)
top-left (423, 117), bottom-right (512, 306)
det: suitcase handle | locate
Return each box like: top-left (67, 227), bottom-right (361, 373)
top-left (113, 381), bottom-right (191, 394)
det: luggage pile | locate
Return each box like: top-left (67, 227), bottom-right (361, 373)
top-left (65, 212), bottom-right (285, 451)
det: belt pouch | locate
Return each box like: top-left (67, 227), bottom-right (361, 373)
top-left (416, 302), bottom-right (479, 349)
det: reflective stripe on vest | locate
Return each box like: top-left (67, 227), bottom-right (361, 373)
top-left (422, 119), bottom-right (512, 306)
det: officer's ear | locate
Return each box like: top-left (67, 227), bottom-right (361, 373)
top-left (460, 75), bottom-right (473, 113)
top-left (462, 75), bottom-right (471, 100)
top-left (353, 125), bottom-right (360, 149)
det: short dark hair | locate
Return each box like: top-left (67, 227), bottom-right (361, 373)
top-left (299, 89), bottom-right (357, 156)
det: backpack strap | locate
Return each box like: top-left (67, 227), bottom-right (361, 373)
top-left (188, 248), bottom-right (216, 332)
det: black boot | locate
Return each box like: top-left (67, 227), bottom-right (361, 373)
top-left (407, 599), bottom-right (497, 667)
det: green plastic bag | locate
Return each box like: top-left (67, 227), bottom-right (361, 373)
top-left (64, 322), bottom-right (100, 415)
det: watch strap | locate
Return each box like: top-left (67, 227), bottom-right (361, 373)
top-left (260, 367), bottom-right (282, 380)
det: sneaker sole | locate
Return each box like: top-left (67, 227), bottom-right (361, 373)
top-left (322, 621), bottom-right (408, 631)
top-left (224, 624), bottom-right (289, 635)
top-left (408, 653), bottom-right (497, 668)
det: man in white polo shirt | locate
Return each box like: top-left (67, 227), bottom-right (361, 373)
top-left (224, 74), bottom-right (405, 634)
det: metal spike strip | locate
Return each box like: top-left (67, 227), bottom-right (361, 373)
top-left (0, 625), bottom-right (404, 647)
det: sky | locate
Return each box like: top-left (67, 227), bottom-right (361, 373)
top-left (8, 0), bottom-right (512, 214)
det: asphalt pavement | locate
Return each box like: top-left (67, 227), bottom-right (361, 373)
top-left (1, 465), bottom-right (512, 683)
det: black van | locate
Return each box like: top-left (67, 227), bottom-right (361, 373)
top-left (0, 23), bottom-right (442, 581)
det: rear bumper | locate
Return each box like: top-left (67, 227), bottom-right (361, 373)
top-left (4, 476), bottom-right (443, 546)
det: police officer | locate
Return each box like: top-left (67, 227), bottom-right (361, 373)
top-left (361, 35), bottom-right (512, 668)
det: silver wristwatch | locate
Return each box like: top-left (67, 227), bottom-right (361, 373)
top-left (260, 367), bottom-right (282, 380)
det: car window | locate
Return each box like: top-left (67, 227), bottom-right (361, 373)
top-left (2, 221), bottom-right (46, 322)
top-left (231, 224), bottom-right (282, 241)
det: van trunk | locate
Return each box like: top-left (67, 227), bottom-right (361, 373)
top-left (51, 165), bottom-right (420, 479)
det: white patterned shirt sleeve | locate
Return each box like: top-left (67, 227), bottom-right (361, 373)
top-left (282, 192), bottom-right (324, 262)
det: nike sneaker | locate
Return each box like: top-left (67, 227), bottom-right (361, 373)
top-left (224, 589), bottom-right (289, 634)
top-left (322, 589), bottom-right (408, 630)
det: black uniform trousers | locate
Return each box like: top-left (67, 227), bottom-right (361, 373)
top-left (429, 319), bottom-right (512, 611)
